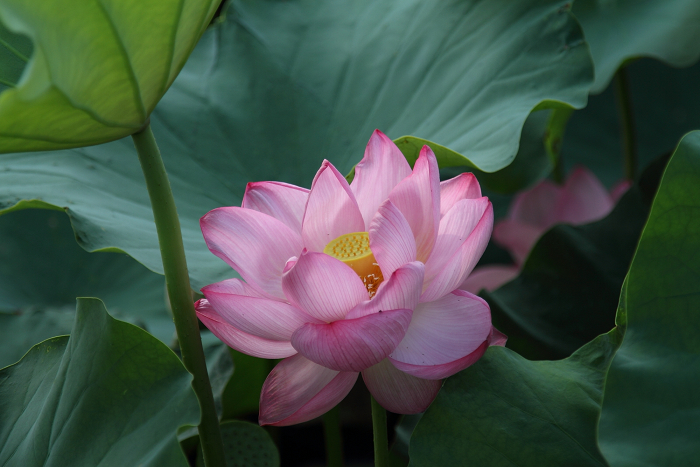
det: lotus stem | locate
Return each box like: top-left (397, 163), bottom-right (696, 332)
top-left (614, 66), bottom-right (637, 181)
top-left (132, 124), bottom-right (226, 467)
top-left (323, 406), bottom-right (345, 467)
top-left (545, 107), bottom-right (574, 185)
top-left (371, 395), bottom-right (389, 467)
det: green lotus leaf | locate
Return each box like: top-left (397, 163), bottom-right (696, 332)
top-left (0, 0), bottom-right (593, 288)
top-left (0, 298), bottom-right (198, 466)
top-left (409, 328), bottom-right (621, 466)
top-left (392, 108), bottom-right (563, 194)
top-left (598, 131), bottom-right (700, 465)
top-left (0, 0), bottom-right (219, 153)
top-left (0, 209), bottom-right (172, 368)
top-left (573, 0), bottom-right (700, 93)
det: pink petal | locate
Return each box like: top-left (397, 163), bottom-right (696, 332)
top-left (301, 161), bottom-right (365, 252)
top-left (439, 173), bottom-right (482, 217)
top-left (200, 278), bottom-right (265, 297)
top-left (388, 145), bottom-right (440, 263)
top-left (201, 207), bottom-right (303, 299)
top-left (421, 199), bottom-right (493, 302)
top-left (282, 250), bottom-right (368, 322)
top-left (202, 285), bottom-right (317, 342)
top-left (556, 166), bottom-right (613, 225)
top-left (390, 340), bottom-right (488, 380)
top-left (259, 354), bottom-right (358, 426)
top-left (492, 218), bottom-right (543, 266)
top-left (346, 262), bottom-right (424, 320)
top-left (368, 200), bottom-right (417, 278)
top-left (508, 179), bottom-right (562, 228)
top-left (488, 326), bottom-right (508, 347)
top-left (291, 309), bottom-right (412, 372)
top-left (242, 181), bottom-right (309, 234)
top-left (609, 180), bottom-right (632, 204)
top-left (350, 130), bottom-right (413, 229)
top-left (459, 264), bottom-right (520, 294)
top-left (389, 290), bottom-right (492, 379)
top-left (196, 299), bottom-right (296, 358)
top-left (362, 359), bottom-right (442, 414)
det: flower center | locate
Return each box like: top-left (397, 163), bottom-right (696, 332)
top-left (323, 232), bottom-right (384, 298)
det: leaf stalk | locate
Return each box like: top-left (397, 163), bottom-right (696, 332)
top-left (614, 66), bottom-right (637, 180)
top-left (132, 124), bottom-right (226, 467)
top-left (371, 396), bottom-right (389, 467)
top-left (323, 405), bottom-right (345, 467)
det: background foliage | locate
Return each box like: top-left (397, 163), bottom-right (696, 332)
top-left (0, 0), bottom-right (699, 465)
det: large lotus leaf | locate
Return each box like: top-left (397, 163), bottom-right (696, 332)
top-left (409, 328), bottom-right (622, 466)
top-left (346, 111), bottom-right (554, 194)
top-left (573, 0), bottom-right (700, 93)
top-left (395, 109), bottom-right (561, 194)
top-left (0, 0), bottom-right (593, 289)
top-left (598, 131), bottom-right (700, 465)
top-left (0, 209), bottom-right (172, 368)
top-left (0, 0), bottom-right (219, 153)
top-left (564, 58), bottom-right (700, 187)
top-left (0, 298), bottom-right (198, 466)
top-left (484, 154), bottom-right (666, 360)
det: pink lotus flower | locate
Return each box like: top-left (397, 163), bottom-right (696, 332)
top-left (195, 130), bottom-right (504, 426)
top-left (461, 167), bottom-right (631, 293)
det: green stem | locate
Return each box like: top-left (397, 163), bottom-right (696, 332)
top-left (132, 124), bottom-right (226, 467)
top-left (614, 66), bottom-right (637, 181)
top-left (371, 396), bottom-right (389, 467)
top-left (551, 153), bottom-right (565, 185)
top-left (323, 406), bottom-right (344, 467)
top-left (544, 107), bottom-right (574, 185)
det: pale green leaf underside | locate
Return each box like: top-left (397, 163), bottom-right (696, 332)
top-left (0, 298), bottom-right (198, 466)
top-left (0, 0), bottom-right (219, 152)
top-left (0, 0), bottom-right (593, 289)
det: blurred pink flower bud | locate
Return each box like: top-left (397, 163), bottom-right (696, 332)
top-left (462, 167), bottom-right (630, 294)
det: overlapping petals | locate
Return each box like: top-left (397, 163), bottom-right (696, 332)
top-left (282, 250), bottom-right (368, 322)
top-left (352, 129), bottom-right (413, 228)
top-left (291, 309), bottom-right (412, 371)
top-left (195, 299), bottom-right (296, 358)
top-left (388, 146), bottom-right (441, 263)
top-left (362, 359), bottom-right (442, 414)
top-left (389, 290), bottom-right (492, 379)
top-left (302, 161), bottom-right (365, 252)
top-left (198, 129), bottom-right (502, 425)
top-left (200, 207), bottom-right (302, 299)
top-left (242, 181), bottom-right (309, 232)
top-left (421, 197), bottom-right (493, 302)
top-left (368, 200), bottom-right (417, 278)
top-left (259, 354), bottom-right (358, 426)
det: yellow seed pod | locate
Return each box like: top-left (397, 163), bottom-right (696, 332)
top-left (324, 232), bottom-right (384, 297)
